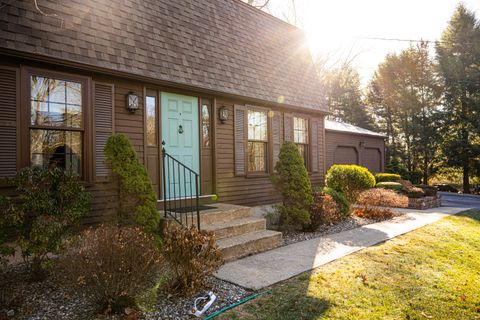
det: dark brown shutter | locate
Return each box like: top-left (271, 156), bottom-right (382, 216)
top-left (234, 104), bottom-right (246, 176)
top-left (310, 119), bottom-right (319, 172)
top-left (0, 67), bottom-right (18, 178)
top-left (284, 113), bottom-right (293, 141)
top-left (94, 82), bottom-right (114, 178)
top-left (272, 111), bottom-right (281, 168)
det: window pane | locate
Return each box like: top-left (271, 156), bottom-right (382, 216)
top-left (30, 75), bottom-right (82, 128)
top-left (297, 144), bottom-right (307, 168)
top-left (66, 82), bottom-right (82, 105)
top-left (294, 117), bottom-right (308, 144)
top-left (146, 96), bottom-right (156, 146)
top-left (31, 76), bottom-right (49, 102)
top-left (248, 141), bottom-right (266, 172)
top-left (202, 104), bottom-right (210, 148)
top-left (248, 110), bottom-right (267, 141)
top-left (49, 80), bottom-right (66, 103)
top-left (30, 129), bottom-right (82, 176)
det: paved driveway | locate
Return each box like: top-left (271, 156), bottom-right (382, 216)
top-left (439, 192), bottom-right (480, 208)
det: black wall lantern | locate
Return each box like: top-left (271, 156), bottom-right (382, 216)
top-left (126, 92), bottom-right (139, 112)
top-left (218, 106), bottom-right (229, 123)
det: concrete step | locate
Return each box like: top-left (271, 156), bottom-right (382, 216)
top-left (217, 230), bottom-right (282, 262)
top-left (199, 204), bottom-right (252, 225)
top-left (203, 217), bottom-right (266, 239)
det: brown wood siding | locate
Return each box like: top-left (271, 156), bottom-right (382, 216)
top-left (325, 130), bottom-right (385, 174)
top-left (0, 66), bottom-right (18, 178)
top-left (0, 58), bottom-right (329, 224)
top-left (216, 98), bottom-right (325, 206)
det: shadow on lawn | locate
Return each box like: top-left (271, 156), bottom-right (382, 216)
top-left (221, 226), bottom-right (395, 319)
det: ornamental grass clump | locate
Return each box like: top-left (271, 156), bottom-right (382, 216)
top-left (162, 226), bottom-right (223, 296)
top-left (104, 134), bottom-right (159, 234)
top-left (353, 188), bottom-right (408, 221)
top-left (57, 225), bottom-right (164, 314)
top-left (271, 141), bottom-right (313, 230)
top-left (325, 164), bottom-right (375, 203)
top-left (2, 167), bottom-right (90, 280)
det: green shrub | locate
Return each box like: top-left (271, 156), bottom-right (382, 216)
top-left (323, 187), bottom-right (350, 216)
top-left (57, 225), bottom-right (163, 314)
top-left (404, 170), bottom-right (423, 184)
top-left (0, 196), bottom-right (20, 270)
top-left (271, 141), bottom-right (313, 230)
top-left (375, 173), bottom-right (401, 183)
top-left (325, 165), bottom-right (375, 203)
top-left (375, 182), bottom-right (403, 191)
top-left (104, 134), bottom-right (159, 235)
top-left (7, 167), bottom-right (90, 279)
top-left (306, 192), bottom-right (343, 231)
top-left (163, 226), bottom-right (223, 296)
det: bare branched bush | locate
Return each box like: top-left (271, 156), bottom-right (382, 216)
top-left (305, 192), bottom-right (343, 231)
top-left (162, 226), bottom-right (224, 296)
top-left (57, 225), bottom-right (163, 314)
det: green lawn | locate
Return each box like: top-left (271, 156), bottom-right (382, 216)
top-left (219, 209), bottom-right (480, 320)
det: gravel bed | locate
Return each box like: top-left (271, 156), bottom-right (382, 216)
top-left (0, 264), bottom-right (97, 320)
top-left (281, 212), bottom-right (405, 246)
top-left (144, 278), bottom-right (252, 320)
top-left (0, 264), bottom-right (251, 320)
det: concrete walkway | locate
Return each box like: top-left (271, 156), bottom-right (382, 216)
top-left (215, 206), bottom-right (473, 290)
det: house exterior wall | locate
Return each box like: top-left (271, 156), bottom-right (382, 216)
top-left (325, 130), bottom-right (385, 174)
top-left (0, 56), bottom-right (327, 222)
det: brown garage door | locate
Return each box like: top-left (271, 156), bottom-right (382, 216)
top-left (363, 148), bottom-right (381, 173)
top-left (334, 146), bottom-right (358, 165)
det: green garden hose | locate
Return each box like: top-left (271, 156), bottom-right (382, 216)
top-left (203, 290), bottom-right (272, 319)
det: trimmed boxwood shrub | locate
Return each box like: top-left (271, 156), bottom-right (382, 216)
top-left (325, 165), bottom-right (375, 203)
top-left (271, 141), bottom-right (313, 230)
top-left (104, 134), bottom-right (159, 235)
top-left (323, 187), bottom-right (350, 216)
top-left (375, 173), bottom-right (401, 183)
top-left (375, 182), bottom-right (403, 191)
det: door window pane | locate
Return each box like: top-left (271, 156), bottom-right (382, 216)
top-left (146, 96), bottom-right (157, 146)
top-left (202, 104), bottom-right (210, 148)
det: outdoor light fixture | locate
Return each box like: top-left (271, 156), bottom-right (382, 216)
top-left (359, 141), bottom-right (366, 148)
top-left (126, 92), bottom-right (139, 112)
top-left (218, 106), bottom-right (229, 123)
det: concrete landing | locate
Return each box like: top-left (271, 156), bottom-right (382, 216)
top-left (215, 206), bottom-right (471, 290)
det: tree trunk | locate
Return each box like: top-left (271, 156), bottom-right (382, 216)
top-left (423, 152), bottom-right (428, 185)
top-left (463, 163), bottom-right (470, 194)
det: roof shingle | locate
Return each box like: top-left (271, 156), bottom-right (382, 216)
top-left (0, 0), bottom-right (326, 111)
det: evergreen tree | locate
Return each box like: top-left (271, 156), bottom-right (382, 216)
top-left (436, 4), bottom-right (480, 193)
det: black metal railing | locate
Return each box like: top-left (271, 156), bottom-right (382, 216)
top-left (161, 147), bottom-right (200, 229)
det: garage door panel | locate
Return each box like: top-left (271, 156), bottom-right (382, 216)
top-left (334, 146), bottom-right (358, 165)
top-left (363, 148), bottom-right (381, 173)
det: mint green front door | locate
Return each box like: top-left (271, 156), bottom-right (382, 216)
top-left (161, 92), bottom-right (199, 198)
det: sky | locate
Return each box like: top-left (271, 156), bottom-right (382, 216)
top-left (265, 0), bottom-right (480, 87)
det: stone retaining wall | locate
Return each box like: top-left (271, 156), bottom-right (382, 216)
top-left (408, 195), bottom-right (442, 210)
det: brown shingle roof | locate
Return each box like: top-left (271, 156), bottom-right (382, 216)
top-left (0, 0), bottom-right (326, 111)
